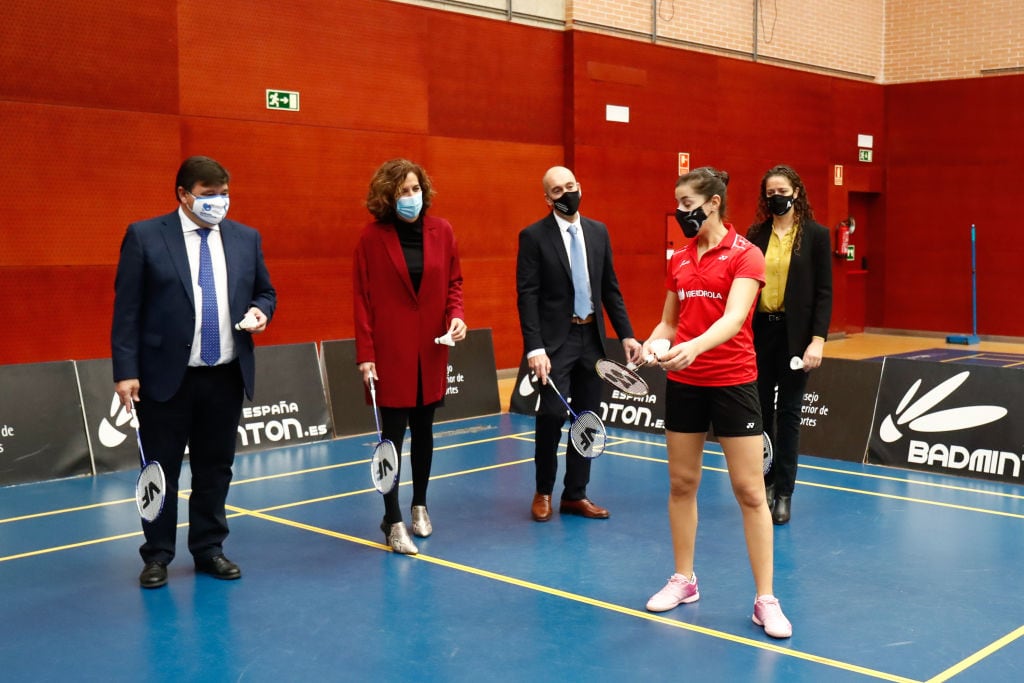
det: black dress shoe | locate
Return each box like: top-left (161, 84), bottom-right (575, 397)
top-left (772, 496), bottom-right (791, 525)
top-left (195, 554), bottom-right (241, 580)
top-left (139, 561), bottom-right (167, 589)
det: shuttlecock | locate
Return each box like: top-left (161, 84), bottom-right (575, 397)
top-left (235, 312), bottom-right (259, 331)
top-left (790, 356), bottom-right (805, 370)
top-left (434, 332), bottom-right (455, 347)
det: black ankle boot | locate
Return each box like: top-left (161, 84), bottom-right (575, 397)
top-left (765, 483), bottom-right (776, 511)
top-left (772, 495), bottom-right (791, 525)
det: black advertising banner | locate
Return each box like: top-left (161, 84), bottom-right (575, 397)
top-left (435, 328), bottom-right (501, 421)
top-left (798, 358), bottom-right (882, 463)
top-left (78, 344), bottom-right (332, 473)
top-left (238, 343), bottom-right (332, 454)
top-left (509, 339), bottom-right (667, 435)
top-left (0, 361), bottom-right (91, 485)
top-left (323, 329), bottom-right (501, 438)
top-left (77, 358), bottom-right (140, 473)
top-left (867, 358), bottom-right (1024, 484)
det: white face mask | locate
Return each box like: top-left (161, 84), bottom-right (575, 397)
top-left (188, 193), bottom-right (230, 225)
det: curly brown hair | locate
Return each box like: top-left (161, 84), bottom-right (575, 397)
top-left (748, 165), bottom-right (815, 252)
top-left (365, 159), bottom-right (435, 221)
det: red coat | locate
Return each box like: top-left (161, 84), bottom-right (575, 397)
top-left (353, 215), bottom-right (464, 407)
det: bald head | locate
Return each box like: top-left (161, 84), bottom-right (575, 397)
top-left (542, 166), bottom-right (576, 193)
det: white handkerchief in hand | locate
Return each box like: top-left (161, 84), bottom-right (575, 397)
top-left (235, 312), bottom-right (259, 331)
top-left (434, 332), bottom-right (455, 347)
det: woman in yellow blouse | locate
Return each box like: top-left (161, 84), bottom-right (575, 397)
top-left (746, 165), bottom-right (832, 525)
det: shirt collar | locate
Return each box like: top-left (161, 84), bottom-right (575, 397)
top-left (552, 212), bottom-right (578, 233)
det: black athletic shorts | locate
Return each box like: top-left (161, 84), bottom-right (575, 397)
top-left (663, 379), bottom-right (762, 437)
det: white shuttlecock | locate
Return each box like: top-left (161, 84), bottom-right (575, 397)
top-left (434, 332), bottom-right (455, 347)
top-left (234, 312), bottom-right (259, 331)
top-left (790, 356), bottom-right (805, 370)
top-left (649, 338), bottom-right (671, 357)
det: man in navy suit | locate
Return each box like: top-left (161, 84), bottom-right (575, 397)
top-left (516, 166), bottom-right (641, 522)
top-left (112, 156), bottom-right (276, 588)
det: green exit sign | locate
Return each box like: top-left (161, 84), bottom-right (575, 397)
top-left (858, 148), bottom-right (872, 162)
top-left (266, 89), bottom-right (299, 111)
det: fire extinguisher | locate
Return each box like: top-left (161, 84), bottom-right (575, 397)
top-left (834, 223), bottom-right (850, 257)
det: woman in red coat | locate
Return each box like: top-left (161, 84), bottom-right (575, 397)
top-left (354, 159), bottom-right (467, 555)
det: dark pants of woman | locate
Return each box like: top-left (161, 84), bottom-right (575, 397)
top-left (755, 320), bottom-right (810, 497)
top-left (379, 402), bottom-right (437, 525)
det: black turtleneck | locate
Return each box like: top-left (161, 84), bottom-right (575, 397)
top-left (393, 214), bottom-right (424, 292)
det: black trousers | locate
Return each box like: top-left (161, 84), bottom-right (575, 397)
top-left (137, 361), bottom-right (244, 565)
top-left (379, 403), bottom-right (438, 525)
top-left (754, 319), bottom-right (809, 497)
top-left (534, 322), bottom-right (603, 501)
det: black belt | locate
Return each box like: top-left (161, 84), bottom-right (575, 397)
top-left (571, 314), bottom-right (594, 325)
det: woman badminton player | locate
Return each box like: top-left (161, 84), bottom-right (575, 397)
top-left (353, 159), bottom-right (467, 555)
top-left (641, 167), bottom-right (792, 638)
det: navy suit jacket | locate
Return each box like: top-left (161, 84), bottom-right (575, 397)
top-left (516, 213), bottom-right (634, 356)
top-left (112, 210), bottom-right (276, 401)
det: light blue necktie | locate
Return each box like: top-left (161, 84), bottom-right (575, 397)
top-left (568, 224), bottom-right (591, 319)
top-left (197, 228), bottom-right (220, 366)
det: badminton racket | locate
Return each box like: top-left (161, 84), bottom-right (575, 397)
top-left (131, 402), bottom-right (166, 523)
top-left (545, 377), bottom-right (607, 459)
top-left (367, 377), bottom-right (399, 494)
top-left (762, 431), bottom-right (774, 475)
top-left (594, 358), bottom-right (649, 397)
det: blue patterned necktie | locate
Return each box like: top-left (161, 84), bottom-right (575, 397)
top-left (568, 224), bottom-right (590, 319)
top-left (197, 228), bottom-right (220, 365)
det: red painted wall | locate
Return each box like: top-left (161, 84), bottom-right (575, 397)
top-left (2, 2), bottom-right (1019, 374)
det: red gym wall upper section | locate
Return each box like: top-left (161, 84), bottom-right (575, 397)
top-left (1, 1), bottom-right (1022, 371)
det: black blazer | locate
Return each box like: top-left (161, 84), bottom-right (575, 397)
top-left (112, 210), bottom-right (277, 401)
top-left (748, 219), bottom-right (833, 354)
top-left (516, 213), bottom-right (634, 356)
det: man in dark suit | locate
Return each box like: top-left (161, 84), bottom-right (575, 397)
top-left (516, 166), bottom-right (642, 522)
top-left (112, 156), bottom-right (276, 588)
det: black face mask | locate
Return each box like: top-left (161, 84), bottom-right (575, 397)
top-left (675, 206), bottom-right (708, 238)
top-left (552, 190), bottom-right (581, 216)
top-left (768, 194), bottom-right (794, 216)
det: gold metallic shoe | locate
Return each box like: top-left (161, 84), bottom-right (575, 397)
top-left (411, 505), bottom-right (432, 538)
top-left (381, 521), bottom-right (418, 555)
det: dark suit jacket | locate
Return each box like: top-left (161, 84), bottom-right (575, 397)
top-left (748, 219), bottom-right (833, 354)
top-left (516, 213), bottom-right (634, 356)
top-left (112, 210), bottom-right (277, 401)
top-left (353, 215), bottom-right (464, 407)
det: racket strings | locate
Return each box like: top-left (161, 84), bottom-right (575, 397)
top-left (570, 411), bottom-right (607, 458)
top-left (594, 359), bottom-right (649, 397)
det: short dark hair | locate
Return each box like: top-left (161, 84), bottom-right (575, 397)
top-left (175, 156), bottom-right (230, 199)
top-left (365, 159), bottom-right (435, 221)
top-left (676, 166), bottom-right (730, 219)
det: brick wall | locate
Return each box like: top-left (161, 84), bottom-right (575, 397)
top-left (389, 0), bottom-right (1024, 84)
top-left (886, 0), bottom-right (1024, 83)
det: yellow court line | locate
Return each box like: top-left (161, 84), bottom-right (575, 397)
top-left (224, 504), bottom-right (920, 683)
top-left (925, 623), bottom-right (1024, 683)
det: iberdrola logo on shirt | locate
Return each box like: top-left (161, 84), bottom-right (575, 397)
top-left (677, 289), bottom-right (724, 301)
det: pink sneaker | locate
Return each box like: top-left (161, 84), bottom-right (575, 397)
top-left (752, 595), bottom-right (792, 638)
top-left (646, 573), bottom-right (699, 612)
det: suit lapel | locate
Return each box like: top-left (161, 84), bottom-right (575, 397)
top-left (382, 222), bottom-right (417, 300)
top-left (220, 221), bottom-right (240, 309)
top-left (581, 217), bottom-right (600, 296)
top-left (544, 214), bottom-right (571, 280)
top-left (159, 211), bottom-right (195, 310)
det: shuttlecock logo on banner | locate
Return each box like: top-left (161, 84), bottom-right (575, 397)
top-left (878, 371), bottom-right (1006, 443)
top-left (97, 393), bottom-right (136, 448)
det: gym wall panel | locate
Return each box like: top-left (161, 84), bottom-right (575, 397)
top-left (178, 0), bottom-right (429, 134)
top-left (0, 102), bottom-right (181, 266)
top-left (0, 0), bottom-right (178, 113)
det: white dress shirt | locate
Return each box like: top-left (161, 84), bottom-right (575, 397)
top-left (178, 207), bottom-right (235, 366)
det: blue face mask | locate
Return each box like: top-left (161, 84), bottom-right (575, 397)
top-left (395, 192), bottom-right (423, 221)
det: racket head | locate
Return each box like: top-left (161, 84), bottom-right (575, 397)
top-left (370, 439), bottom-right (400, 494)
top-left (762, 432), bottom-right (774, 475)
top-left (136, 461), bottom-right (166, 522)
top-left (594, 358), bottom-right (649, 397)
top-left (570, 410), bottom-right (607, 459)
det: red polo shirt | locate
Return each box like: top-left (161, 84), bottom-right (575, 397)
top-left (664, 224), bottom-right (765, 387)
